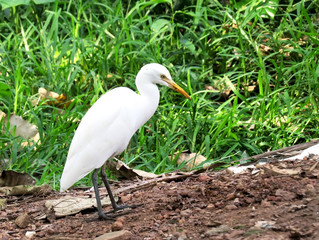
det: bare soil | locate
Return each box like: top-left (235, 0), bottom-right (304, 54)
top-left (1, 157), bottom-right (318, 240)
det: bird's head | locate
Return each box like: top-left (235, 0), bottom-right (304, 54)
top-left (138, 63), bottom-right (191, 100)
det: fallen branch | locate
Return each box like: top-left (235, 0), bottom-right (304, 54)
top-left (238, 139), bottom-right (319, 163)
top-left (113, 172), bottom-right (197, 195)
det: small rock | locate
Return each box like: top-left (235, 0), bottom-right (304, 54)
top-left (120, 194), bottom-right (132, 203)
top-left (111, 221), bottom-right (123, 231)
top-left (254, 220), bottom-right (276, 229)
top-left (225, 204), bottom-right (237, 210)
top-left (206, 203), bottom-right (215, 209)
top-left (25, 231), bottom-right (36, 238)
top-left (233, 198), bottom-right (240, 206)
top-left (112, 217), bottom-right (126, 231)
top-left (94, 230), bottom-right (132, 240)
top-left (15, 213), bottom-right (31, 228)
top-left (205, 225), bottom-right (231, 236)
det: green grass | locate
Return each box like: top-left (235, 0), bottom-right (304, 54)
top-left (0, 0), bottom-right (318, 189)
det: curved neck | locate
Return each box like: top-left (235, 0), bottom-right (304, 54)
top-left (135, 74), bottom-right (160, 123)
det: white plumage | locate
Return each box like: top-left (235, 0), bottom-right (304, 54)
top-left (60, 64), bottom-right (190, 214)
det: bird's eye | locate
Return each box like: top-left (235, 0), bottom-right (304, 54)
top-left (160, 74), bottom-right (166, 79)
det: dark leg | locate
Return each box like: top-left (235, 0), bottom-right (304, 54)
top-left (92, 168), bottom-right (108, 219)
top-left (101, 163), bottom-right (138, 212)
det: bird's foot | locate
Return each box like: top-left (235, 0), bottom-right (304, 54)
top-left (98, 203), bottom-right (143, 220)
top-left (98, 212), bottom-right (115, 220)
top-left (106, 203), bottom-right (143, 214)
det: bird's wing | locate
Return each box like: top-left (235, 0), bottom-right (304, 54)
top-left (60, 87), bottom-right (140, 191)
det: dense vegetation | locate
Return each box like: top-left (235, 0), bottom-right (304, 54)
top-left (0, 0), bottom-right (318, 189)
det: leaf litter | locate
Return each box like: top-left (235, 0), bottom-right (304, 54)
top-left (0, 155), bottom-right (318, 239)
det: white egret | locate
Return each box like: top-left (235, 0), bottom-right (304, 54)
top-left (60, 63), bottom-right (190, 219)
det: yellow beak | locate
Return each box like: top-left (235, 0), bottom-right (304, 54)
top-left (163, 77), bottom-right (191, 100)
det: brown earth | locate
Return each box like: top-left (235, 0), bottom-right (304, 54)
top-left (1, 156), bottom-right (318, 240)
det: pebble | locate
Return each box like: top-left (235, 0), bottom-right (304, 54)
top-left (112, 217), bottom-right (126, 231)
top-left (206, 203), bottom-right (215, 209)
top-left (254, 220), bottom-right (276, 229)
top-left (225, 204), bottom-right (237, 210)
top-left (233, 198), bottom-right (240, 206)
top-left (25, 231), bottom-right (36, 238)
top-left (15, 213), bottom-right (31, 228)
top-left (94, 230), bottom-right (132, 240)
top-left (205, 225), bottom-right (231, 236)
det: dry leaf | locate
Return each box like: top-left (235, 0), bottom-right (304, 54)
top-left (0, 110), bottom-right (40, 147)
top-left (0, 110), bottom-right (5, 120)
top-left (261, 164), bottom-right (301, 175)
top-left (45, 196), bottom-right (115, 217)
top-left (170, 152), bottom-right (207, 171)
top-left (0, 199), bottom-right (7, 210)
top-left (0, 184), bottom-right (51, 196)
top-left (31, 87), bottom-right (74, 109)
top-left (131, 169), bottom-right (158, 179)
top-left (260, 44), bottom-right (273, 56)
top-left (105, 159), bottom-right (158, 179)
top-left (116, 160), bottom-right (158, 179)
top-left (0, 170), bottom-right (35, 187)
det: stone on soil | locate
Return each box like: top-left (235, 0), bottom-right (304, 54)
top-left (15, 213), bottom-right (31, 228)
top-left (94, 230), bottom-right (132, 240)
top-left (111, 217), bottom-right (125, 231)
top-left (205, 225), bottom-right (231, 236)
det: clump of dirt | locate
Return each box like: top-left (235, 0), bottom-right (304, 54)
top-left (1, 157), bottom-right (318, 239)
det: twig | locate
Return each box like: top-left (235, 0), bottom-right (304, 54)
top-left (113, 172), bottom-right (197, 195)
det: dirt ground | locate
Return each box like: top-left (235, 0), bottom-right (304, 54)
top-left (1, 156), bottom-right (318, 240)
